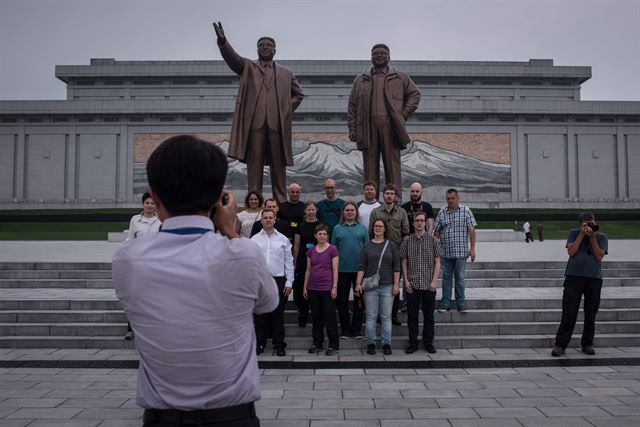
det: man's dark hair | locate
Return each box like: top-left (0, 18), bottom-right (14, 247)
top-left (362, 180), bottom-right (377, 190)
top-left (578, 212), bottom-right (595, 222)
top-left (261, 208), bottom-right (276, 219)
top-left (146, 135), bottom-right (227, 216)
top-left (413, 211), bottom-right (427, 222)
top-left (257, 36), bottom-right (275, 47)
top-left (446, 188), bottom-right (458, 195)
top-left (244, 191), bottom-right (264, 208)
top-left (382, 183), bottom-right (397, 194)
top-left (141, 192), bottom-right (152, 204)
top-left (264, 198), bottom-right (277, 207)
top-left (371, 43), bottom-right (390, 53)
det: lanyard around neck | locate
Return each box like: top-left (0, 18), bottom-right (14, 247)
top-left (161, 228), bottom-right (211, 235)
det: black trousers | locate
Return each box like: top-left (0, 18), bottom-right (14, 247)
top-left (555, 276), bottom-right (603, 348)
top-left (255, 277), bottom-right (287, 349)
top-left (143, 402), bottom-right (259, 426)
top-left (308, 289), bottom-right (339, 349)
top-left (405, 288), bottom-right (436, 345)
top-left (336, 272), bottom-right (364, 336)
top-left (293, 271), bottom-right (309, 323)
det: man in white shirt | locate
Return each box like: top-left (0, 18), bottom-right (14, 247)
top-left (113, 135), bottom-right (278, 426)
top-left (126, 192), bottom-right (161, 240)
top-left (358, 180), bottom-right (381, 230)
top-left (251, 208), bottom-right (294, 356)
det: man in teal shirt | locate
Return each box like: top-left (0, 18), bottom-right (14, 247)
top-left (317, 178), bottom-right (345, 238)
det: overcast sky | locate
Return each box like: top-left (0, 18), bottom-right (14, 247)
top-left (1, 0), bottom-right (639, 101)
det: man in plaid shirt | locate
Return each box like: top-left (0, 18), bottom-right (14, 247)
top-left (433, 189), bottom-right (477, 313)
top-left (400, 211), bottom-right (443, 354)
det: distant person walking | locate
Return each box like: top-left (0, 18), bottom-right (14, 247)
top-left (538, 222), bottom-right (544, 242)
top-left (523, 221), bottom-right (532, 243)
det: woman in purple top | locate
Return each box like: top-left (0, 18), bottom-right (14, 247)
top-left (303, 223), bottom-right (340, 355)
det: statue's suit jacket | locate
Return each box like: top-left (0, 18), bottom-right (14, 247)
top-left (218, 40), bottom-right (304, 166)
top-left (347, 66), bottom-right (420, 151)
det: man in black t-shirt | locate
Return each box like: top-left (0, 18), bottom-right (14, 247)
top-left (278, 183), bottom-right (305, 233)
top-left (402, 182), bottom-right (434, 235)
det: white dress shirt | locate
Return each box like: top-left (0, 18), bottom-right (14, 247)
top-left (126, 213), bottom-right (161, 240)
top-left (113, 215), bottom-right (279, 410)
top-left (251, 228), bottom-right (294, 287)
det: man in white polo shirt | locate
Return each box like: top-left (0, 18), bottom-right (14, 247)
top-left (113, 135), bottom-right (278, 426)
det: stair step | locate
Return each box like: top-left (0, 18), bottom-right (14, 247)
top-left (1, 333), bottom-right (638, 350)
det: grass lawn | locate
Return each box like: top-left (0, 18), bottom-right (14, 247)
top-left (478, 221), bottom-right (640, 240)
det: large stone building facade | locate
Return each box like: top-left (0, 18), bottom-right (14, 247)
top-left (0, 58), bottom-right (639, 208)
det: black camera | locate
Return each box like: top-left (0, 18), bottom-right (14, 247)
top-left (584, 223), bottom-right (600, 232)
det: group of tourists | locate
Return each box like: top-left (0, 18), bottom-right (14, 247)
top-left (237, 178), bottom-right (477, 356)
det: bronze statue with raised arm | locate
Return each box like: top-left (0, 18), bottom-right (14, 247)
top-left (213, 22), bottom-right (304, 203)
top-left (348, 44), bottom-right (421, 201)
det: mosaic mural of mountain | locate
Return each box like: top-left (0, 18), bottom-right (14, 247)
top-left (133, 134), bottom-right (511, 202)
top-left (228, 139), bottom-right (510, 201)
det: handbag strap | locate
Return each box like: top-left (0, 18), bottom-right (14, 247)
top-left (374, 240), bottom-right (389, 273)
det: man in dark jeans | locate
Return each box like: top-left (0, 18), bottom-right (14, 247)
top-left (552, 212), bottom-right (608, 357)
top-left (400, 212), bottom-right (443, 354)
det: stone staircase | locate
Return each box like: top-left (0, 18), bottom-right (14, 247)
top-left (0, 261), bottom-right (639, 350)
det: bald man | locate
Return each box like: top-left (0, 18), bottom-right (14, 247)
top-left (278, 183), bottom-right (305, 233)
top-left (316, 178), bottom-right (345, 238)
top-left (402, 182), bottom-right (434, 235)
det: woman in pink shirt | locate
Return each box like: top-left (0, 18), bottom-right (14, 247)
top-left (303, 224), bottom-right (340, 356)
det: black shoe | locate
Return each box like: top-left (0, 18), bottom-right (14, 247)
top-left (392, 319), bottom-right (402, 326)
top-left (457, 306), bottom-right (467, 313)
top-left (256, 345), bottom-right (265, 355)
top-left (383, 344), bottom-right (392, 355)
top-left (437, 306), bottom-right (450, 313)
top-left (275, 347), bottom-right (286, 357)
top-left (366, 344), bottom-right (376, 355)
top-left (308, 345), bottom-right (321, 354)
top-left (405, 344), bottom-right (418, 354)
top-left (325, 347), bottom-right (339, 356)
top-left (124, 331), bottom-right (134, 340)
top-left (424, 343), bottom-right (436, 354)
top-left (581, 345), bottom-right (595, 355)
top-left (551, 346), bottom-right (566, 357)
top-left (298, 319), bottom-right (307, 328)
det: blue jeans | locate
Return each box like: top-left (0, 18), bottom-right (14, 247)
top-left (363, 285), bottom-right (393, 345)
top-left (440, 257), bottom-right (467, 309)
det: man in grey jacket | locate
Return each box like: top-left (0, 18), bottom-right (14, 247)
top-left (347, 43), bottom-right (421, 201)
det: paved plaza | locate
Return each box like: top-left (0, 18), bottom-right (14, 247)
top-left (0, 239), bottom-right (639, 425)
top-left (0, 365), bottom-right (640, 426)
top-left (1, 239), bottom-right (639, 263)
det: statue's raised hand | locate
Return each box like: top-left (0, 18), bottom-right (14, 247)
top-left (212, 21), bottom-right (225, 40)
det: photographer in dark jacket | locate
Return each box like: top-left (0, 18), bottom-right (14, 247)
top-left (552, 212), bottom-right (608, 357)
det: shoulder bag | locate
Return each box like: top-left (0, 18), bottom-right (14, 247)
top-left (361, 240), bottom-right (389, 291)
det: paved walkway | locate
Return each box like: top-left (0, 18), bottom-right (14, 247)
top-left (1, 365), bottom-right (639, 426)
top-left (1, 240), bottom-right (639, 263)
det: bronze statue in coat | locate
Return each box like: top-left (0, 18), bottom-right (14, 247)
top-left (213, 22), bottom-right (304, 203)
top-left (348, 44), bottom-right (420, 201)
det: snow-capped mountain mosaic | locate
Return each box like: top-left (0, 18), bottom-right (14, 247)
top-left (134, 135), bottom-right (510, 204)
